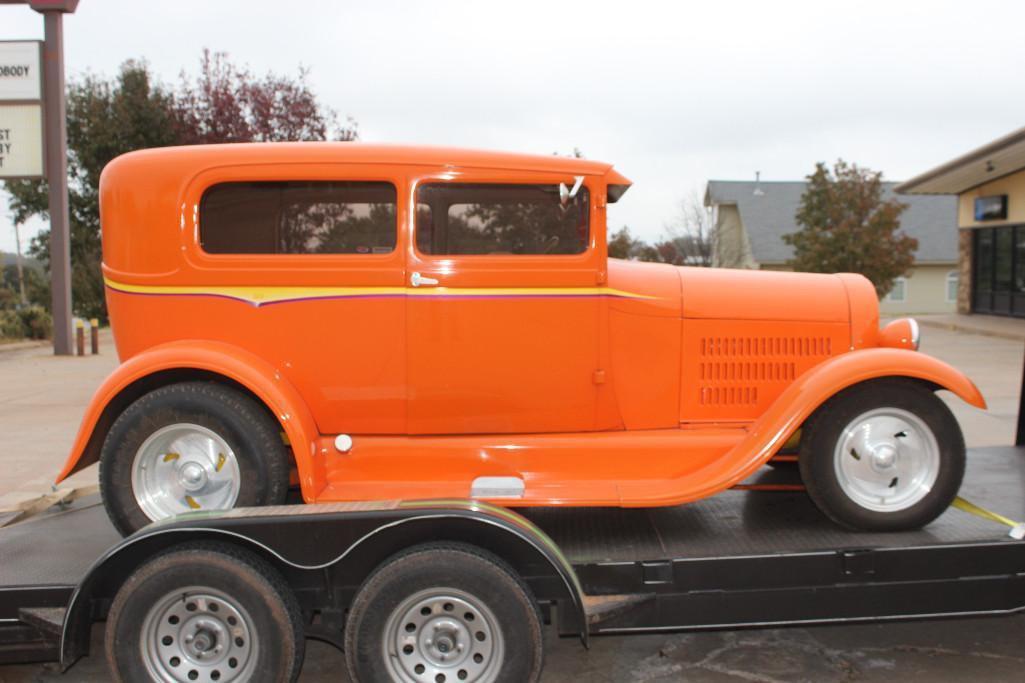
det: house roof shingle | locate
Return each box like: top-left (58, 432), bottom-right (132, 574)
top-left (705, 180), bottom-right (958, 264)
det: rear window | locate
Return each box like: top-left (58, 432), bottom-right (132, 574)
top-left (200, 181), bottom-right (397, 255)
top-left (415, 183), bottom-right (589, 255)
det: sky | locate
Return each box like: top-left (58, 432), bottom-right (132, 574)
top-left (2, 0), bottom-right (1025, 254)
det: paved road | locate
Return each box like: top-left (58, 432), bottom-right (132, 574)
top-left (0, 323), bottom-right (1022, 681)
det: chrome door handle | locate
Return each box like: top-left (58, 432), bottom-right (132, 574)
top-left (410, 271), bottom-right (439, 287)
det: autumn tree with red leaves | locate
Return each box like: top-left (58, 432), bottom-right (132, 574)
top-left (4, 52), bottom-right (354, 320)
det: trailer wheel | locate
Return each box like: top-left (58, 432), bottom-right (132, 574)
top-left (345, 543), bottom-right (544, 683)
top-left (799, 379), bottom-right (965, 531)
top-left (105, 544), bottom-right (304, 683)
top-left (99, 381), bottom-right (290, 536)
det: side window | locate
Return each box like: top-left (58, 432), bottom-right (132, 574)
top-left (415, 183), bottom-right (589, 255)
top-left (200, 181), bottom-right (397, 255)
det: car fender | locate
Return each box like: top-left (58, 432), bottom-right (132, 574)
top-left (58, 501), bottom-right (588, 666)
top-left (620, 348), bottom-right (985, 506)
top-left (705, 348), bottom-right (984, 498)
top-left (54, 340), bottom-right (322, 496)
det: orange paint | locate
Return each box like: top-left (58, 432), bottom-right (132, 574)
top-left (56, 143), bottom-right (986, 510)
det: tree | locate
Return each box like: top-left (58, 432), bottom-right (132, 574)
top-left (783, 160), bottom-right (915, 298)
top-left (660, 192), bottom-right (717, 267)
top-left (4, 51), bottom-right (354, 321)
top-left (608, 226), bottom-right (661, 261)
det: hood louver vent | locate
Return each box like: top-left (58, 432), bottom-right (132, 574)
top-left (697, 336), bottom-right (833, 406)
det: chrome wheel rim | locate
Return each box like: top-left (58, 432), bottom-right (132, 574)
top-left (131, 423), bottom-right (241, 522)
top-left (383, 588), bottom-right (504, 683)
top-left (833, 407), bottom-right (940, 512)
top-left (140, 586), bottom-right (258, 683)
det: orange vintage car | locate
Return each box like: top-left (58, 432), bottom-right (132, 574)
top-left (55, 143), bottom-right (985, 536)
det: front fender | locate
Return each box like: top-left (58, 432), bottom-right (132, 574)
top-left (55, 341), bottom-right (322, 497)
top-left (707, 348), bottom-right (984, 497)
top-left (620, 348), bottom-right (985, 506)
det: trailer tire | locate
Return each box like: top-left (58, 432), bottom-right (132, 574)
top-left (99, 381), bottom-right (290, 536)
top-left (799, 379), bottom-right (965, 531)
top-left (104, 543), bottom-right (304, 683)
top-left (345, 543), bottom-right (544, 683)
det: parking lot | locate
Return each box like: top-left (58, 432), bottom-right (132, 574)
top-left (1, 319), bottom-right (1023, 682)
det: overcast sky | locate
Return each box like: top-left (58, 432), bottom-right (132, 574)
top-left (2, 0), bottom-right (1025, 254)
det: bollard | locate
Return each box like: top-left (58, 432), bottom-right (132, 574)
top-left (90, 318), bottom-right (99, 355)
top-left (75, 319), bottom-right (84, 357)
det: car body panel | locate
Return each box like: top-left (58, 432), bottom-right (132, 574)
top-left (56, 143), bottom-right (985, 513)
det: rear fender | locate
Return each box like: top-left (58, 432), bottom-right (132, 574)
top-left (54, 341), bottom-right (322, 496)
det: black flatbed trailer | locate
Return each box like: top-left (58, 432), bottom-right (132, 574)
top-left (1, 446), bottom-right (1023, 678)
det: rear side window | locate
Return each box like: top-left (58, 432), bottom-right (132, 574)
top-left (416, 183), bottom-right (589, 255)
top-left (200, 181), bottom-right (397, 255)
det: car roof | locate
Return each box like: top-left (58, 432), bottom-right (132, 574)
top-left (111, 142), bottom-right (618, 176)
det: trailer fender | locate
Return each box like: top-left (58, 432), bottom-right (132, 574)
top-left (703, 348), bottom-right (985, 499)
top-left (59, 501), bottom-right (588, 666)
top-left (54, 340), bottom-right (322, 495)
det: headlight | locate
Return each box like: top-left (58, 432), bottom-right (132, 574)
top-left (880, 318), bottom-right (920, 351)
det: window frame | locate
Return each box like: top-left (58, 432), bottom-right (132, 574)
top-left (198, 179), bottom-right (400, 257)
top-left (409, 175), bottom-right (598, 265)
top-left (945, 270), bottom-right (959, 304)
top-left (885, 276), bottom-right (908, 303)
top-left (180, 163), bottom-right (407, 280)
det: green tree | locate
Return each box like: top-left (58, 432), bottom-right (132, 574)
top-left (4, 51), bottom-right (353, 321)
top-left (784, 160), bottom-right (916, 298)
top-left (608, 226), bottom-right (660, 261)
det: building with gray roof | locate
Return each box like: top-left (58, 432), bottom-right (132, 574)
top-left (704, 179), bottom-right (959, 315)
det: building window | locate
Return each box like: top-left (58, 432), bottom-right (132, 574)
top-left (946, 271), bottom-right (959, 303)
top-left (885, 276), bottom-right (908, 303)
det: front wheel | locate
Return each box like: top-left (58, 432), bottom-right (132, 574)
top-left (344, 543), bottom-right (544, 683)
top-left (799, 379), bottom-right (965, 531)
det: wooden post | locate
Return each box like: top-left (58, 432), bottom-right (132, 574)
top-left (74, 318), bottom-right (83, 356)
top-left (89, 317), bottom-right (98, 354)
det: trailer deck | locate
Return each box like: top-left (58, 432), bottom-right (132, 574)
top-left (1, 446), bottom-right (1023, 666)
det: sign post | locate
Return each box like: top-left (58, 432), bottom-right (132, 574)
top-left (0, 0), bottom-right (78, 355)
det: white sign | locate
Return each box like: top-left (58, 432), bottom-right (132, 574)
top-left (0, 104), bottom-right (44, 178)
top-left (0, 42), bottom-right (42, 101)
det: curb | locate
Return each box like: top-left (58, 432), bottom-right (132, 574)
top-left (916, 318), bottom-right (1025, 342)
top-left (0, 339), bottom-right (49, 354)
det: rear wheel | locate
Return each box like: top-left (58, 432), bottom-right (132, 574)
top-left (99, 381), bottom-right (290, 536)
top-left (345, 543), bottom-right (544, 683)
top-left (799, 379), bottom-right (965, 531)
top-left (104, 544), bottom-right (304, 683)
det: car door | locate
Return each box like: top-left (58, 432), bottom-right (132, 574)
top-left (405, 169), bottom-right (603, 434)
top-left (183, 163), bottom-right (407, 435)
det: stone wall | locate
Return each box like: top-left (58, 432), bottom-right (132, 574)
top-left (957, 228), bottom-right (973, 314)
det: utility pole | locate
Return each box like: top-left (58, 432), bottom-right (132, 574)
top-left (0, 0), bottom-right (79, 353)
top-left (37, 1), bottom-right (77, 354)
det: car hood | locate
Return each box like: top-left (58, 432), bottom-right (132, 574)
top-left (607, 260), bottom-right (858, 324)
top-left (677, 266), bottom-right (850, 322)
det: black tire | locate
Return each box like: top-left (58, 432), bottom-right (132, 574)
top-left (99, 381), bottom-right (290, 536)
top-left (104, 543), bottom-right (304, 683)
top-left (799, 379), bottom-right (965, 531)
top-left (345, 543), bottom-right (544, 683)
